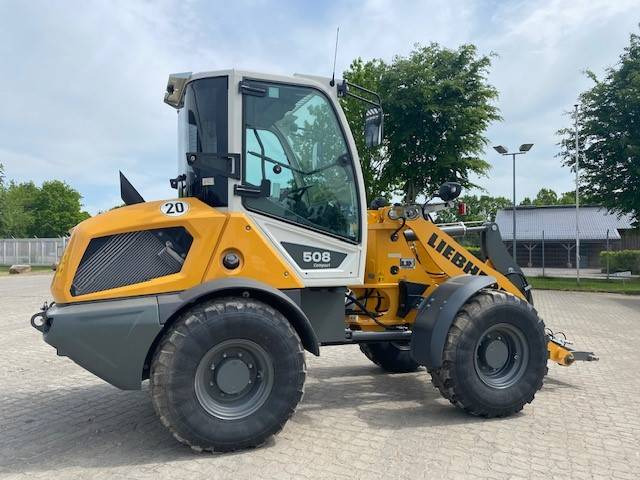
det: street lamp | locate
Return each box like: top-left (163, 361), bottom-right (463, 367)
top-left (493, 143), bottom-right (534, 261)
top-left (574, 104), bottom-right (580, 284)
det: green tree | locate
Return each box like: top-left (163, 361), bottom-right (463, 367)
top-left (1, 181), bottom-right (40, 237)
top-left (342, 58), bottom-right (388, 202)
top-left (558, 191), bottom-right (575, 205)
top-left (518, 188), bottom-right (596, 207)
top-left (343, 43), bottom-right (500, 204)
top-left (436, 194), bottom-right (511, 223)
top-left (33, 180), bottom-right (90, 237)
top-left (558, 190), bottom-right (596, 205)
top-left (558, 30), bottom-right (640, 224)
top-left (532, 188), bottom-right (558, 206)
top-left (0, 179), bottom-right (90, 237)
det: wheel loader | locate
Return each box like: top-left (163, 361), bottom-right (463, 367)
top-left (30, 69), bottom-right (597, 452)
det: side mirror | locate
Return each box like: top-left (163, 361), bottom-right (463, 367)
top-left (164, 72), bottom-right (192, 109)
top-left (364, 107), bottom-right (383, 147)
top-left (438, 182), bottom-right (462, 202)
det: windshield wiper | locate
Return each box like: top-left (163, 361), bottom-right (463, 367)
top-left (248, 151), bottom-right (348, 176)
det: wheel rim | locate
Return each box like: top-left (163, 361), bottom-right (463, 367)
top-left (194, 339), bottom-right (274, 420)
top-left (473, 323), bottom-right (529, 389)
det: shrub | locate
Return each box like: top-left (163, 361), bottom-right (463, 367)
top-left (600, 250), bottom-right (640, 274)
top-left (466, 245), bottom-right (485, 260)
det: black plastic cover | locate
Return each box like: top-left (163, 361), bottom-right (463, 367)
top-left (71, 227), bottom-right (192, 296)
top-left (410, 275), bottom-right (496, 368)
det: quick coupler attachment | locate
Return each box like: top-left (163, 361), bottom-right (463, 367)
top-left (546, 328), bottom-right (599, 366)
top-left (30, 302), bottom-right (52, 333)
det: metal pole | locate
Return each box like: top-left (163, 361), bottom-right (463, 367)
top-left (606, 229), bottom-right (610, 280)
top-left (542, 230), bottom-right (545, 277)
top-left (512, 152), bottom-right (517, 262)
top-left (575, 104), bottom-right (580, 284)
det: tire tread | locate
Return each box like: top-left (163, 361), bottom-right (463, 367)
top-left (429, 289), bottom-right (548, 418)
top-left (150, 297), bottom-right (306, 452)
top-left (359, 342), bottom-right (421, 373)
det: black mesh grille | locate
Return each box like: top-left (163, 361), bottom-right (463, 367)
top-left (71, 228), bottom-right (192, 296)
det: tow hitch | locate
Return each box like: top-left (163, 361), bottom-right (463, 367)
top-left (547, 328), bottom-right (599, 366)
top-left (30, 302), bottom-right (52, 333)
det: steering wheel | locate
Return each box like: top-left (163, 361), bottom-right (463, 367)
top-left (284, 185), bottom-right (313, 202)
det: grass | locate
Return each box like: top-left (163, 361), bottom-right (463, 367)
top-left (0, 265), bottom-right (54, 276)
top-left (529, 276), bottom-right (640, 295)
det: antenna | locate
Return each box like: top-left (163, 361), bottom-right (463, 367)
top-left (330, 27), bottom-right (340, 86)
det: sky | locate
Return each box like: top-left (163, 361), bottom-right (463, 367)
top-left (1, 0), bottom-right (639, 214)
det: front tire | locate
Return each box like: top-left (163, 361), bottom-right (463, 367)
top-left (360, 341), bottom-right (421, 373)
top-left (429, 289), bottom-right (547, 417)
top-left (150, 297), bottom-right (306, 452)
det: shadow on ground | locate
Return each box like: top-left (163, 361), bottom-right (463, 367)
top-left (0, 364), bottom-right (576, 474)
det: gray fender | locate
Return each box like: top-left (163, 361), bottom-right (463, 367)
top-left (410, 275), bottom-right (496, 368)
top-left (156, 277), bottom-right (320, 356)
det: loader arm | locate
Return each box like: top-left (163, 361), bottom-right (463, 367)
top-left (403, 218), bottom-right (526, 299)
top-left (406, 217), bottom-right (598, 366)
top-left (347, 207), bottom-right (598, 368)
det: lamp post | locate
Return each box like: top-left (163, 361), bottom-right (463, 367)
top-left (493, 144), bottom-right (534, 262)
top-left (574, 104), bottom-right (580, 285)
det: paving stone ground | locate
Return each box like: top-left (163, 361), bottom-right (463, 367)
top-left (1, 274), bottom-right (639, 479)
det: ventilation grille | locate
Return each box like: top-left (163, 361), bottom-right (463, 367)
top-left (71, 228), bottom-right (191, 296)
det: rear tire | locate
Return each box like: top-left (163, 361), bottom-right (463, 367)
top-left (150, 297), bottom-right (305, 452)
top-left (360, 341), bottom-right (421, 373)
top-left (429, 289), bottom-right (547, 417)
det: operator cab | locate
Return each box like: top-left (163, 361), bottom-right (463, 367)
top-left (164, 70), bottom-right (382, 286)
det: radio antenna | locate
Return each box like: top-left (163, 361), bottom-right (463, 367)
top-left (330, 27), bottom-right (340, 86)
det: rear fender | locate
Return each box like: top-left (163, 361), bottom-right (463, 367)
top-left (155, 277), bottom-right (320, 355)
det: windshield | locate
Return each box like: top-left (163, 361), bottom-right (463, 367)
top-left (243, 81), bottom-right (360, 241)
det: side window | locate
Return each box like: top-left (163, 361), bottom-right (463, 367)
top-left (177, 77), bottom-right (229, 206)
top-left (242, 82), bottom-right (360, 241)
top-left (245, 129), bottom-right (295, 198)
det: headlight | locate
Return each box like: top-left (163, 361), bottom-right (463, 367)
top-left (388, 205), bottom-right (404, 221)
top-left (404, 204), bottom-right (421, 220)
top-left (388, 204), bottom-right (421, 221)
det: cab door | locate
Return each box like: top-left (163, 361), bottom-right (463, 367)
top-left (236, 77), bottom-right (367, 287)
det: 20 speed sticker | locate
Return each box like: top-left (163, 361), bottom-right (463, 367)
top-left (160, 201), bottom-right (189, 217)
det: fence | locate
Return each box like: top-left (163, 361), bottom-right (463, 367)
top-left (0, 238), bottom-right (69, 266)
top-left (453, 227), bottom-right (634, 279)
top-left (506, 229), bottom-right (626, 276)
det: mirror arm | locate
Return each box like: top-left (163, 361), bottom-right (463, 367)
top-left (343, 81), bottom-right (382, 107)
top-left (344, 90), bottom-right (381, 108)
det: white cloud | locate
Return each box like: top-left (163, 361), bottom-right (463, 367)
top-left (0, 0), bottom-right (638, 212)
